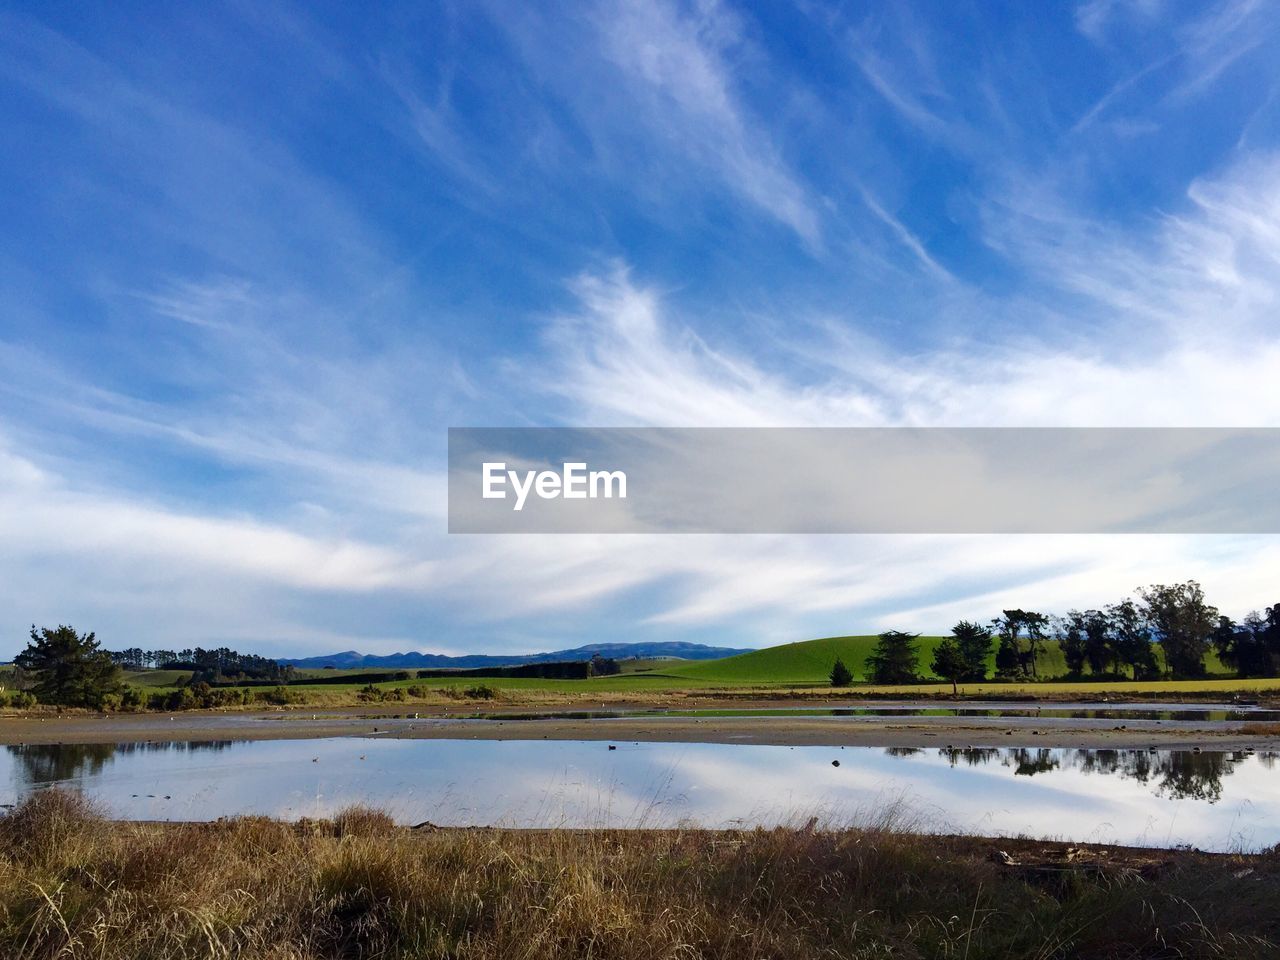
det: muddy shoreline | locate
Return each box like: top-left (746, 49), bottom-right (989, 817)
top-left (4, 699), bottom-right (1280, 750)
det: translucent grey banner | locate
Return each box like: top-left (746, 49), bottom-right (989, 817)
top-left (447, 428), bottom-right (1280, 534)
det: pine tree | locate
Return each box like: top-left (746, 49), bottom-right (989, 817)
top-left (864, 631), bottom-right (920, 684)
top-left (930, 638), bottom-right (967, 695)
top-left (15, 625), bottom-right (122, 707)
top-left (950, 620), bottom-right (993, 681)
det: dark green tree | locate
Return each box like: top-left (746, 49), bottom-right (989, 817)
top-left (1138, 581), bottom-right (1217, 678)
top-left (930, 637), bottom-right (967, 695)
top-left (1265, 604), bottom-right (1280, 674)
top-left (950, 620), bottom-right (992, 681)
top-left (1214, 612), bottom-right (1276, 678)
top-left (864, 630), bottom-right (920, 684)
top-left (993, 634), bottom-right (1022, 679)
top-left (990, 610), bottom-right (1048, 679)
top-left (1021, 611), bottom-right (1050, 678)
top-left (1058, 611), bottom-right (1088, 676)
top-left (15, 625), bottom-right (122, 708)
top-left (829, 658), bottom-right (853, 687)
top-left (1081, 609), bottom-right (1111, 675)
top-left (1107, 599), bottom-right (1158, 679)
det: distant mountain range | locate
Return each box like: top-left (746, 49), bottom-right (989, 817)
top-left (277, 641), bottom-right (753, 670)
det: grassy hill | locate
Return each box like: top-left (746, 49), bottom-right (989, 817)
top-left (121, 669), bottom-right (192, 688)
top-left (655, 635), bottom-right (953, 684)
top-left (651, 635), bottom-right (1232, 686)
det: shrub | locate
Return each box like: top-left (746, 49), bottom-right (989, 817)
top-left (463, 684), bottom-right (498, 700)
top-left (258, 685), bottom-right (308, 706)
top-left (7, 690), bottom-right (37, 709)
top-left (120, 686), bottom-right (146, 711)
top-left (357, 684), bottom-right (408, 703)
top-left (97, 692), bottom-right (124, 712)
top-left (158, 687), bottom-right (196, 711)
top-left (830, 658), bottom-right (853, 687)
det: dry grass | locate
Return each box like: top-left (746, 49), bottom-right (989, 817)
top-left (1239, 722), bottom-right (1280, 736)
top-left (1, 791), bottom-right (1278, 959)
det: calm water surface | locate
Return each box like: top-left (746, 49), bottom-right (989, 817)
top-left (4, 739), bottom-right (1279, 851)
top-left (474, 703), bottom-right (1280, 724)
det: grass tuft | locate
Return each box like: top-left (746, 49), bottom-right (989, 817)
top-left (0, 789), bottom-right (1276, 959)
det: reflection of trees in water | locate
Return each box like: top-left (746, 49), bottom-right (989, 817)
top-left (7, 741), bottom-right (234, 785)
top-left (9, 743), bottom-right (119, 782)
top-left (1006, 748), bottom-right (1059, 776)
top-left (1060, 749), bottom-right (1228, 803)
top-left (930, 746), bottom-right (1260, 803)
top-left (1152, 752), bottom-right (1227, 802)
top-left (938, 747), bottom-right (1000, 767)
top-left (883, 747), bottom-right (922, 757)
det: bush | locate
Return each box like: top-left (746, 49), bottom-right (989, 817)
top-left (161, 687), bottom-right (196, 710)
top-left (97, 692), bottom-right (124, 712)
top-left (463, 685), bottom-right (498, 700)
top-left (6, 690), bottom-right (37, 709)
top-left (356, 684), bottom-right (407, 703)
top-left (120, 686), bottom-right (146, 711)
top-left (829, 659), bottom-right (853, 687)
top-left (149, 684), bottom-right (263, 710)
top-left (258, 686), bottom-right (308, 706)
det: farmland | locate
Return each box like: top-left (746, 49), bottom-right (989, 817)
top-left (69, 634), bottom-right (1272, 709)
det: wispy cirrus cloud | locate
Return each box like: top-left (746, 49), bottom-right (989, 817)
top-left (594, 0), bottom-right (821, 245)
top-left (538, 154), bottom-right (1280, 430)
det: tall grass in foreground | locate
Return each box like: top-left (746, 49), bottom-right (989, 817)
top-left (1, 790), bottom-right (1277, 959)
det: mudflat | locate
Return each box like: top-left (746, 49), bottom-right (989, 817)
top-left (3, 699), bottom-right (1279, 750)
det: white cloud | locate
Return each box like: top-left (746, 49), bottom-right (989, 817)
top-left (541, 153), bottom-right (1280, 429)
top-left (596, 0), bottom-right (821, 244)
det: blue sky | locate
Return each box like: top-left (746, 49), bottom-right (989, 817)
top-left (2, 0), bottom-right (1280, 658)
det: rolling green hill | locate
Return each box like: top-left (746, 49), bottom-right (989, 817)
top-left (657, 633), bottom-right (1226, 686)
top-left (656, 635), bottom-right (948, 684)
top-left (121, 669), bottom-right (192, 688)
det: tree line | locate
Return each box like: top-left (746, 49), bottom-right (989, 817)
top-left (3, 627), bottom-right (623, 709)
top-left (4, 627), bottom-right (296, 708)
top-left (105, 646), bottom-right (293, 683)
top-left (829, 581), bottom-right (1280, 691)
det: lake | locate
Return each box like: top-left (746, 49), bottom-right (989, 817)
top-left (4, 738), bottom-right (1279, 851)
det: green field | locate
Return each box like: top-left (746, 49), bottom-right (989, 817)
top-left (121, 669), bottom-right (193, 688)
top-left (657, 635), bottom-right (951, 684)
top-left (651, 634), bottom-right (1228, 686)
top-left (16, 635), bottom-right (1255, 707)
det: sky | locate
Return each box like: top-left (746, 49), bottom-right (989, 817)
top-left (2, 0), bottom-right (1280, 659)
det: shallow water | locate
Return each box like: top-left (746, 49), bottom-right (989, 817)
top-left (472, 702), bottom-right (1280, 724)
top-left (4, 739), bottom-right (1279, 851)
